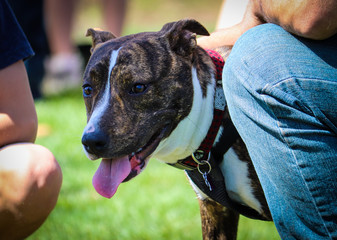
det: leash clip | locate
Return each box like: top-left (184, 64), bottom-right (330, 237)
top-left (193, 151), bottom-right (213, 192)
top-left (197, 160), bottom-right (212, 192)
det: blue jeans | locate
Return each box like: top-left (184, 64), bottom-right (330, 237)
top-left (223, 24), bottom-right (337, 239)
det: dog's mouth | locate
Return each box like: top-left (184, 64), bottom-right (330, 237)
top-left (92, 125), bottom-right (170, 198)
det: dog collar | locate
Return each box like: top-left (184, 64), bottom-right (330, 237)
top-left (168, 49), bottom-right (225, 170)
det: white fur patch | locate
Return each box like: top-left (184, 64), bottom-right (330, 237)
top-left (220, 148), bottom-right (262, 213)
top-left (152, 67), bottom-right (215, 163)
top-left (82, 48), bottom-right (121, 159)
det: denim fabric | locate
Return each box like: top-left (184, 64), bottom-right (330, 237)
top-left (223, 23), bottom-right (337, 239)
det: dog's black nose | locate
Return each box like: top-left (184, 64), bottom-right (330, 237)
top-left (82, 131), bottom-right (109, 155)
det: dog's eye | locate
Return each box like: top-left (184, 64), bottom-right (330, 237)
top-left (130, 84), bottom-right (147, 94)
top-left (83, 85), bottom-right (93, 97)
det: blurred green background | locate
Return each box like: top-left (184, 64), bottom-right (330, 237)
top-left (73, 0), bottom-right (224, 42)
top-left (28, 0), bottom-right (280, 239)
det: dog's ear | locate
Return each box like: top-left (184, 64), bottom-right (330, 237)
top-left (86, 28), bottom-right (116, 53)
top-left (161, 19), bottom-right (209, 56)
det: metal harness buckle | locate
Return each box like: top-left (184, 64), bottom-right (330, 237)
top-left (192, 150), bottom-right (213, 191)
top-left (191, 150), bottom-right (210, 164)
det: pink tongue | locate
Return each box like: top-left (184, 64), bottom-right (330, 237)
top-left (92, 157), bottom-right (131, 198)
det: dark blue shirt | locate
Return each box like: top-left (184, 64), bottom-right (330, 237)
top-left (0, 0), bottom-right (34, 69)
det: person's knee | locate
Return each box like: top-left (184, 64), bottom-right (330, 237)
top-left (27, 144), bottom-right (62, 210)
top-left (19, 144), bottom-right (62, 221)
top-left (0, 143), bottom-right (62, 239)
top-left (223, 24), bottom-right (292, 97)
top-left (232, 23), bottom-right (288, 60)
top-left (0, 143), bottom-right (62, 204)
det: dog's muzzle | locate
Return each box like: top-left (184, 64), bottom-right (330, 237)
top-left (82, 128), bottom-right (110, 159)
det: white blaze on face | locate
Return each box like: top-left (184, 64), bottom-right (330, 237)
top-left (82, 48), bottom-right (121, 159)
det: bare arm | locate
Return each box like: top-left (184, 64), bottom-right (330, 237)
top-left (0, 63), bottom-right (62, 240)
top-left (198, 1), bottom-right (262, 48)
top-left (0, 61), bottom-right (37, 147)
top-left (253, 0), bottom-right (337, 40)
top-left (198, 0), bottom-right (337, 49)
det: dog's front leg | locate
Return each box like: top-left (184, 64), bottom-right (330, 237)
top-left (199, 198), bottom-right (239, 240)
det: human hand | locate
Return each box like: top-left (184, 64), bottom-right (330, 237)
top-left (198, 1), bottom-right (262, 49)
top-left (198, 0), bottom-right (337, 50)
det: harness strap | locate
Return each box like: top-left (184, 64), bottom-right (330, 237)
top-left (167, 49), bottom-right (225, 170)
top-left (186, 156), bottom-right (265, 219)
top-left (167, 49), bottom-right (265, 219)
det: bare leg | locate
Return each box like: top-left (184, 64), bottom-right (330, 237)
top-left (43, 0), bottom-right (82, 94)
top-left (44, 0), bottom-right (77, 55)
top-left (101, 0), bottom-right (128, 37)
top-left (0, 143), bottom-right (62, 239)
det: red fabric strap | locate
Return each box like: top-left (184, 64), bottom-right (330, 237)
top-left (169, 50), bottom-right (225, 170)
top-left (206, 49), bottom-right (224, 81)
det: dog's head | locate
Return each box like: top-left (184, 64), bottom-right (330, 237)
top-left (81, 19), bottom-right (215, 198)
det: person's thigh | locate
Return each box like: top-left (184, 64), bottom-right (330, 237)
top-left (223, 23), bottom-right (337, 239)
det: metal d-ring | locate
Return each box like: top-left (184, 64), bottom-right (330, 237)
top-left (197, 159), bottom-right (212, 175)
top-left (192, 150), bottom-right (213, 191)
top-left (197, 160), bottom-right (213, 191)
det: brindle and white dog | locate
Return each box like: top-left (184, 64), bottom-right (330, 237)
top-left (81, 19), bottom-right (272, 240)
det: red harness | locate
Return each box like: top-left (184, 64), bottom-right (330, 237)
top-left (167, 51), bottom-right (266, 219)
top-left (168, 49), bottom-right (225, 170)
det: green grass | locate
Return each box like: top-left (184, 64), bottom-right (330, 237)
top-left (27, 90), bottom-right (280, 240)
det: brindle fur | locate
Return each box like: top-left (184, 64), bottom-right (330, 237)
top-left (83, 19), bottom-right (272, 240)
top-left (199, 198), bottom-right (239, 240)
